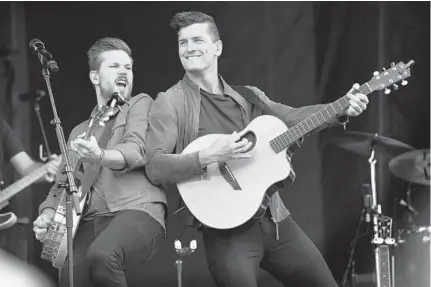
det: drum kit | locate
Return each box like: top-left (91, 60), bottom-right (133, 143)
top-left (329, 131), bottom-right (430, 287)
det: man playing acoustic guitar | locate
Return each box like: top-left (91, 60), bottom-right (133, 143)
top-left (145, 12), bottom-right (368, 287)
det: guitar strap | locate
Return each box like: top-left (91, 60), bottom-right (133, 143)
top-left (79, 111), bottom-right (117, 200)
top-left (230, 85), bottom-right (276, 116)
top-left (229, 86), bottom-right (287, 214)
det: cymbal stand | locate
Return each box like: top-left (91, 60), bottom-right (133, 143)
top-left (405, 185), bottom-right (414, 225)
top-left (368, 146), bottom-right (380, 243)
top-left (368, 145), bottom-right (396, 287)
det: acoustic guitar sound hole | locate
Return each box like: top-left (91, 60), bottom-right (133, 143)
top-left (237, 131), bottom-right (256, 153)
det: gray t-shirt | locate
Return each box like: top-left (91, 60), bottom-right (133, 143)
top-left (198, 89), bottom-right (245, 137)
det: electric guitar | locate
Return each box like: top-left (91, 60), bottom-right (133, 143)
top-left (0, 156), bottom-right (62, 230)
top-left (40, 95), bottom-right (120, 268)
top-left (177, 60), bottom-right (414, 229)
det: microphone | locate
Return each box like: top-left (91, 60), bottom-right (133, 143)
top-left (361, 184), bottom-right (372, 222)
top-left (19, 89), bottom-right (46, 102)
top-left (29, 39), bottom-right (59, 72)
top-left (174, 239), bottom-right (197, 257)
top-left (399, 199), bottom-right (419, 216)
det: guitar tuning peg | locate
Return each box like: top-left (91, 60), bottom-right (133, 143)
top-left (391, 62), bottom-right (395, 67)
top-left (373, 71), bottom-right (380, 76)
top-left (401, 80), bottom-right (408, 86)
top-left (382, 67), bottom-right (386, 71)
top-left (384, 88), bottom-right (391, 95)
top-left (393, 84), bottom-right (399, 90)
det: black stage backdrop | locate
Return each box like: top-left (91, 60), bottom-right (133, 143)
top-left (1, 2), bottom-right (427, 287)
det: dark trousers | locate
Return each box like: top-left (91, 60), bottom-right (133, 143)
top-left (59, 210), bottom-right (164, 287)
top-left (202, 214), bottom-right (338, 287)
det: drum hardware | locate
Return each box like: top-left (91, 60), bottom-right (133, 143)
top-left (329, 131), bottom-right (414, 287)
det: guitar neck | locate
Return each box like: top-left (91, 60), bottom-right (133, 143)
top-left (0, 163), bottom-right (49, 204)
top-left (70, 119), bottom-right (97, 173)
top-left (270, 83), bottom-right (373, 152)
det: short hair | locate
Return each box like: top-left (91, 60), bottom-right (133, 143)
top-left (87, 37), bottom-right (133, 71)
top-left (170, 11), bottom-right (220, 41)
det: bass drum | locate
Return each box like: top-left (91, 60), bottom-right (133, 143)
top-left (395, 226), bottom-right (430, 287)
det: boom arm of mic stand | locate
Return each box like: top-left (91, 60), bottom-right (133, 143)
top-left (41, 67), bottom-right (79, 287)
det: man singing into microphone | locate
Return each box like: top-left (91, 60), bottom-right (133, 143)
top-left (32, 37), bottom-right (166, 287)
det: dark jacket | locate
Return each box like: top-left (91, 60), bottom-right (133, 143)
top-left (39, 94), bottom-right (167, 224)
top-left (145, 74), bottom-right (345, 229)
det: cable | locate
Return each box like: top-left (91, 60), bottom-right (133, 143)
top-left (342, 209), bottom-right (367, 287)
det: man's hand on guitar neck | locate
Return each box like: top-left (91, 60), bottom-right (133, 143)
top-left (33, 208), bottom-right (55, 242)
top-left (343, 83), bottom-right (369, 117)
top-left (199, 131), bottom-right (253, 167)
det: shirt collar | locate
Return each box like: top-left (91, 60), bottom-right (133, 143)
top-left (89, 95), bottom-right (129, 120)
top-left (182, 73), bottom-right (240, 98)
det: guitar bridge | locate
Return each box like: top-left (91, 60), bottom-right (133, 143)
top-left (218, 162), bottom-right (242, 190)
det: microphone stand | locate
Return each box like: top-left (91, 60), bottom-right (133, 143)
top-left (175, 257), bottom-right (183, 287)
top-left (175, 240), bottom-right (197, 287)
top-left (176, 252), bottom-right (196, 287)
top-left (41, 66), bottom-right (81, 287)
top-left (368, 144), bottom-right (381, 245)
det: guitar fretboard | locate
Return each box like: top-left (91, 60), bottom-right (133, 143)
top-left (270, 83), bottom-right (373, 153)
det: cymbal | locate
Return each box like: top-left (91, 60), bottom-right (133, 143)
top-left (389, 149), bottom-right (430, 186)
top-left (328, 131), bottom-right (414, 157)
